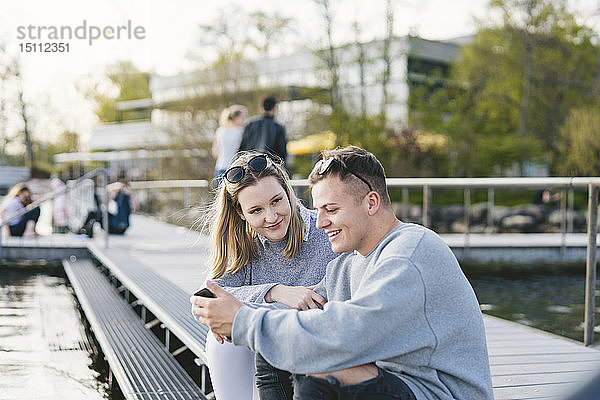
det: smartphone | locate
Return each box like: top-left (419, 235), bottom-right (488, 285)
top-left (194, 287), bottom-right (231, 340)
top-left (194, 288), bottom-right (216, 298)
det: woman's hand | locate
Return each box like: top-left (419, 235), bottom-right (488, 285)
top-left (265, 285), bottom-right (326, 311)
top-left (211, 331), bottom-right (232, 344)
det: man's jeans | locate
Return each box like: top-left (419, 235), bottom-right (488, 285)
top-left (255, 353), bottom-right (294, 400)
top-left (255, 353), bottom-right (416, 400)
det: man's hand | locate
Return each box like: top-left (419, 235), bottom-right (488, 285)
top-left (190, 281), bottom-right (243, 340)
top-left (265, 284), bottom-right (327, 310)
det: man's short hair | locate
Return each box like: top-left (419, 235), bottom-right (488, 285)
top-left (308, 145), bottom-right (391, 206)
top-left (263, 96), bottom-right (277, 112)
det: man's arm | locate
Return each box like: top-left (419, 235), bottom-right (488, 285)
top-left (195, 257), bottom-right (430, 374)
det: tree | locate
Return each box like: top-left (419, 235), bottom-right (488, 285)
top-left (54, 131), bottom-right (80, 154)
top-left (557, 106), bottom-right (600, 175)
top-left (91, 61), bottom-right (151, 123)
top-left (411, 0), bottom-right (600, 176)
top-left (0, 44), bottom-right (35, 169)
top-left (14, 64), bottom-right (33, 169)
top-left (381, 0), bottom-right (394, 122)
top-left (313, 0), bottom-right (342, 112)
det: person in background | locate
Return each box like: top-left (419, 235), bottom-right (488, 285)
top-left (238, 96), bottom-right (287, 165)
top-left (197, 151), bottom-right (337, 400)
top-left (106, 174), bottom-right (133, 234)
top-left (51, 177), bottom-right (70, 233)
top-left (1, 182), bottom-right (40, 238)
top-left (213, 105), bottom-right (248, 183)
top-left (80, 173), bottom-right (133, 237)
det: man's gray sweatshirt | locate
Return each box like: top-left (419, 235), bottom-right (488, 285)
top-left (233, 223), bottom-right (494, 400)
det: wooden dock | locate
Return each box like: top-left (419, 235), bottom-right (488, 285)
top-left (2, 214), bottom-right (600, 399)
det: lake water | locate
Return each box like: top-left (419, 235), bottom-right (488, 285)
top-left (0, 266), bottom-right (109, 400)
top-left (465, 263), bottom-right (600, 346)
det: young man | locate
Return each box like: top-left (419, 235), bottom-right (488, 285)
top-left (192, 146), bottom-right (494, 400)
top-left (238, 96), bottom-right (287, 165)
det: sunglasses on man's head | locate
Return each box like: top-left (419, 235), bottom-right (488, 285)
top-left (225, 154), bottom-right (269, 183)
top-left (316, 157), bottom-right (373, 192)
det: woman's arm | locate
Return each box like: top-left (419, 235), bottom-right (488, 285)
top-left (212, 268), bottom-right (279, 304)
top-left (264, 284), bottom-right (326, 310)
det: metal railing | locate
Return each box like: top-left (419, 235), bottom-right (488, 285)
top-left (0, 168), bottom-right (110, 257)
top-left (128, 177), bottom-right (600, 346)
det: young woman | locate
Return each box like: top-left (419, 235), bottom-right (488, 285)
top-left (0, 182), bottom-right (40, 238)
top-left (200, 152), bottom-right (337, 400)
top-left (212, 105), bottom-right (247, 181)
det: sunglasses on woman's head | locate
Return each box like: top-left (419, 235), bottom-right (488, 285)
top-left (225, 154), bottom-right (269, 183)
top-left (316, 157), bottom-right (373, 192)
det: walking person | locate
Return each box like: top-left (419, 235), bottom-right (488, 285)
top-left (213, 105), bottom-right (247, 183)
top-left (1, 182), bottom-right (40, 238)
top-left (197, 151), bottom-right (337, 400)
top-left (238, 96), bottom-right (287, 165)
top-left (192, 146), bottom-right (494, 400)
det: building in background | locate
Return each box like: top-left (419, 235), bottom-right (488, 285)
top-left (56, 35), bottom-right (464, 178)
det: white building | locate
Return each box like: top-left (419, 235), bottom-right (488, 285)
top-left (75, 35), bottom-right (465, 175)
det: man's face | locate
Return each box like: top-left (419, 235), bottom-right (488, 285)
top-left (311, 176), bottom-right (370, 255)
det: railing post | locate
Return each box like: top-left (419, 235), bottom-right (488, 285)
top-left (464, 188), bottom-right (471, 233)
top-left (98, 170), bottom-right (109, 249)
top-left (584, 184), bottom-right (597, 346)
top-left (423, 185), bottom-right (431, 228)
top-left (183, 186), bottom-right (191, 209)
top-left (568, 189), bottom-right (574, 233)
top-left (560, 189), bottom-right (567, 259)
top-left (464, 188), bottom-right (471, 258)
top-left (402, 188), bottom-right (409, 221)
top-left (487, 188), bottom-right (494, 230)
top-left (0, 228), bottom-right (3, 262)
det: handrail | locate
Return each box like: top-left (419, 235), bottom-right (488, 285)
top-left (129, 180), bottom-right (209, 189)
top-left (129, 176), bottom-right (600, 189)
top-left (0, 168), bottom-right (110, 252)
top-left (128, 176), bottom-right (599, 346)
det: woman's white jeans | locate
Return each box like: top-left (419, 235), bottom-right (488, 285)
top-left (206, 332), bottom-right (260, 400)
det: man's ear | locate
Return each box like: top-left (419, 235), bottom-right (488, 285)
top-left (365, 191), bottom-right (381, 216)
top-left (236, 208), bottom-right (246, 221)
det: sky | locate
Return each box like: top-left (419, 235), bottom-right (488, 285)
top-left (0, 0), bottom-right (599, 146)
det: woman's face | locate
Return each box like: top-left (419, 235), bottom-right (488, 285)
top-left (232, 112), bottom-right (246, 127)
top-left (236, 176), bottom-right (291, 242)
top-left (17, 189), bottom-right (31, 205)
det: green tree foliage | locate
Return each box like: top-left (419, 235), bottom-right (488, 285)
top-left (53, 131), bottom-right (80, 154)
top-left (192, 10), bottom-right (293, 112)
top-left (557, 106), bottom-right (600, 175)
top-left (411, 0), bottom-right (600, 176)
top-left (93, 61), bottom-right (151, 123)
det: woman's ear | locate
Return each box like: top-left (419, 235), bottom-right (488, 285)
top-left (236, 208), bottom-right (246, 221)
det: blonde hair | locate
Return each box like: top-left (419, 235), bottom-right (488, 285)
top-left (1, 182), bottom-right (29, 213)
top-left (219, 105), bottom-right (247, 128)
top-left (203, 152), bottom-right (304, 279)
